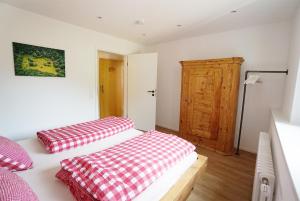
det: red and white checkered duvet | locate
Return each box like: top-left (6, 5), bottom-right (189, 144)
top-left (56, 130), bottom-right (195, 201)
top-left (0, 136), bottom-right (33, 171)
top-left (37, 117), bottom-right (134, 153)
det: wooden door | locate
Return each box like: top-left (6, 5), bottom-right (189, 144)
top-left (127, 53), bottom-right (158, 131)
top-left (99, 59), bottom-right (109, 118)
top-left (187, 67), bottom-right (222, 141)
top-left (99, 58), bottom-right (124, 118)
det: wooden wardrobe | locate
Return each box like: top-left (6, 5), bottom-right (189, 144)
top-left (179, 57), bottom-right (244, 155)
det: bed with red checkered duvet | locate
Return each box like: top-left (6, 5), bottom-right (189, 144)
top-left (37, 116), bottom-right (134, 153)
top-left (56, 130), bottom-right (195, 201)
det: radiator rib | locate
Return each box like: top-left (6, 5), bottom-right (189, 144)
top-left (252, 132), bottom-right (275, 201)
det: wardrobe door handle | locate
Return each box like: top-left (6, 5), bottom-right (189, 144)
top-left (101, 85), bottom-right (104, 93)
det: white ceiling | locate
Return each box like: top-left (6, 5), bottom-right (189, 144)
top-left (1, 0), bottom-right (299, 45)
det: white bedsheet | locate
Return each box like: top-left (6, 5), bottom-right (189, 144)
top-left (16, 128), bottom-right (197, 201)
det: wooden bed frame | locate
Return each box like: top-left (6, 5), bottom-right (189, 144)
top-left (161, 155), bottom-right (208, 201)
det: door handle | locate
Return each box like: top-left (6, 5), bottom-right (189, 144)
top-left (147, 90), bottom-right (156, 96)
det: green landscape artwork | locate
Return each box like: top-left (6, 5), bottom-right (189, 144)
top-left (13, 42), bottom-right (65, 77)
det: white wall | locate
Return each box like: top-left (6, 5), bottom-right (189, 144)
top-left (0, 3), bottom-right (142, 140)
top-left (146, 22), bottom-right (291, 153)
top-left (283, 6), bottom-right (300, 125)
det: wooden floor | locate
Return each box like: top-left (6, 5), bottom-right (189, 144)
top-left (156, 126), bottom-right (256, 201)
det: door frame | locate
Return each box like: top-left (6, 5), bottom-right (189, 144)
top-left (95, 50), bottom-right (127, 119)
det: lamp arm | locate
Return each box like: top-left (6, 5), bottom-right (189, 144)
top-left (235, 69), bottom-right (288, 155)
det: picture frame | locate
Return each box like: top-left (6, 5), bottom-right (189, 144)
top-left (12, 42), bottom-right (65, 77)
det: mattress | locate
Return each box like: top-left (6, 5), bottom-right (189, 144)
top-left (16, 128), bottom-right (198, 201)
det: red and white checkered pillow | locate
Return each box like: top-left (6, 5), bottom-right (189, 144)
top-left (56, 130), bottom-right (195, 201)
top-left (0, 136), bottom-right (33, 171)
top-left (37, 116), bottom-right (134, 153)
top-left (0, 168), bottom-right (39, 201)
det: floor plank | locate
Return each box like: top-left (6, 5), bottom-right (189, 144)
top-left (156, 126), bottom-right (256, 201)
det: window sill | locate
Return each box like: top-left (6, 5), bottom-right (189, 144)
top-left (272, 110), bottom-right (300, 199)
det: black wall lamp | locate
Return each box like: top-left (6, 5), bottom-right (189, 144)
top-left (235, 69), bottom-right (289, 155)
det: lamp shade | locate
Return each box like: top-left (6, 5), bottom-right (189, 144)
top-left (244, 74), bottom-right (260, 85)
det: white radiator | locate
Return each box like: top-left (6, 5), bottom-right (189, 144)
top-left (252, 132), bottom-right (275, 201)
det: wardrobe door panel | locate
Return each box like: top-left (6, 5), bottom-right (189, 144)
top-left (179, 68), bottom-right (190, 139)
top-left (216, 63), bottom-right (241, 154)
top-left (187, 67), bottom-right (222, 140)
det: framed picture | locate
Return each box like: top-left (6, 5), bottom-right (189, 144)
top-left (12, 42), bottom-right (65, 77)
